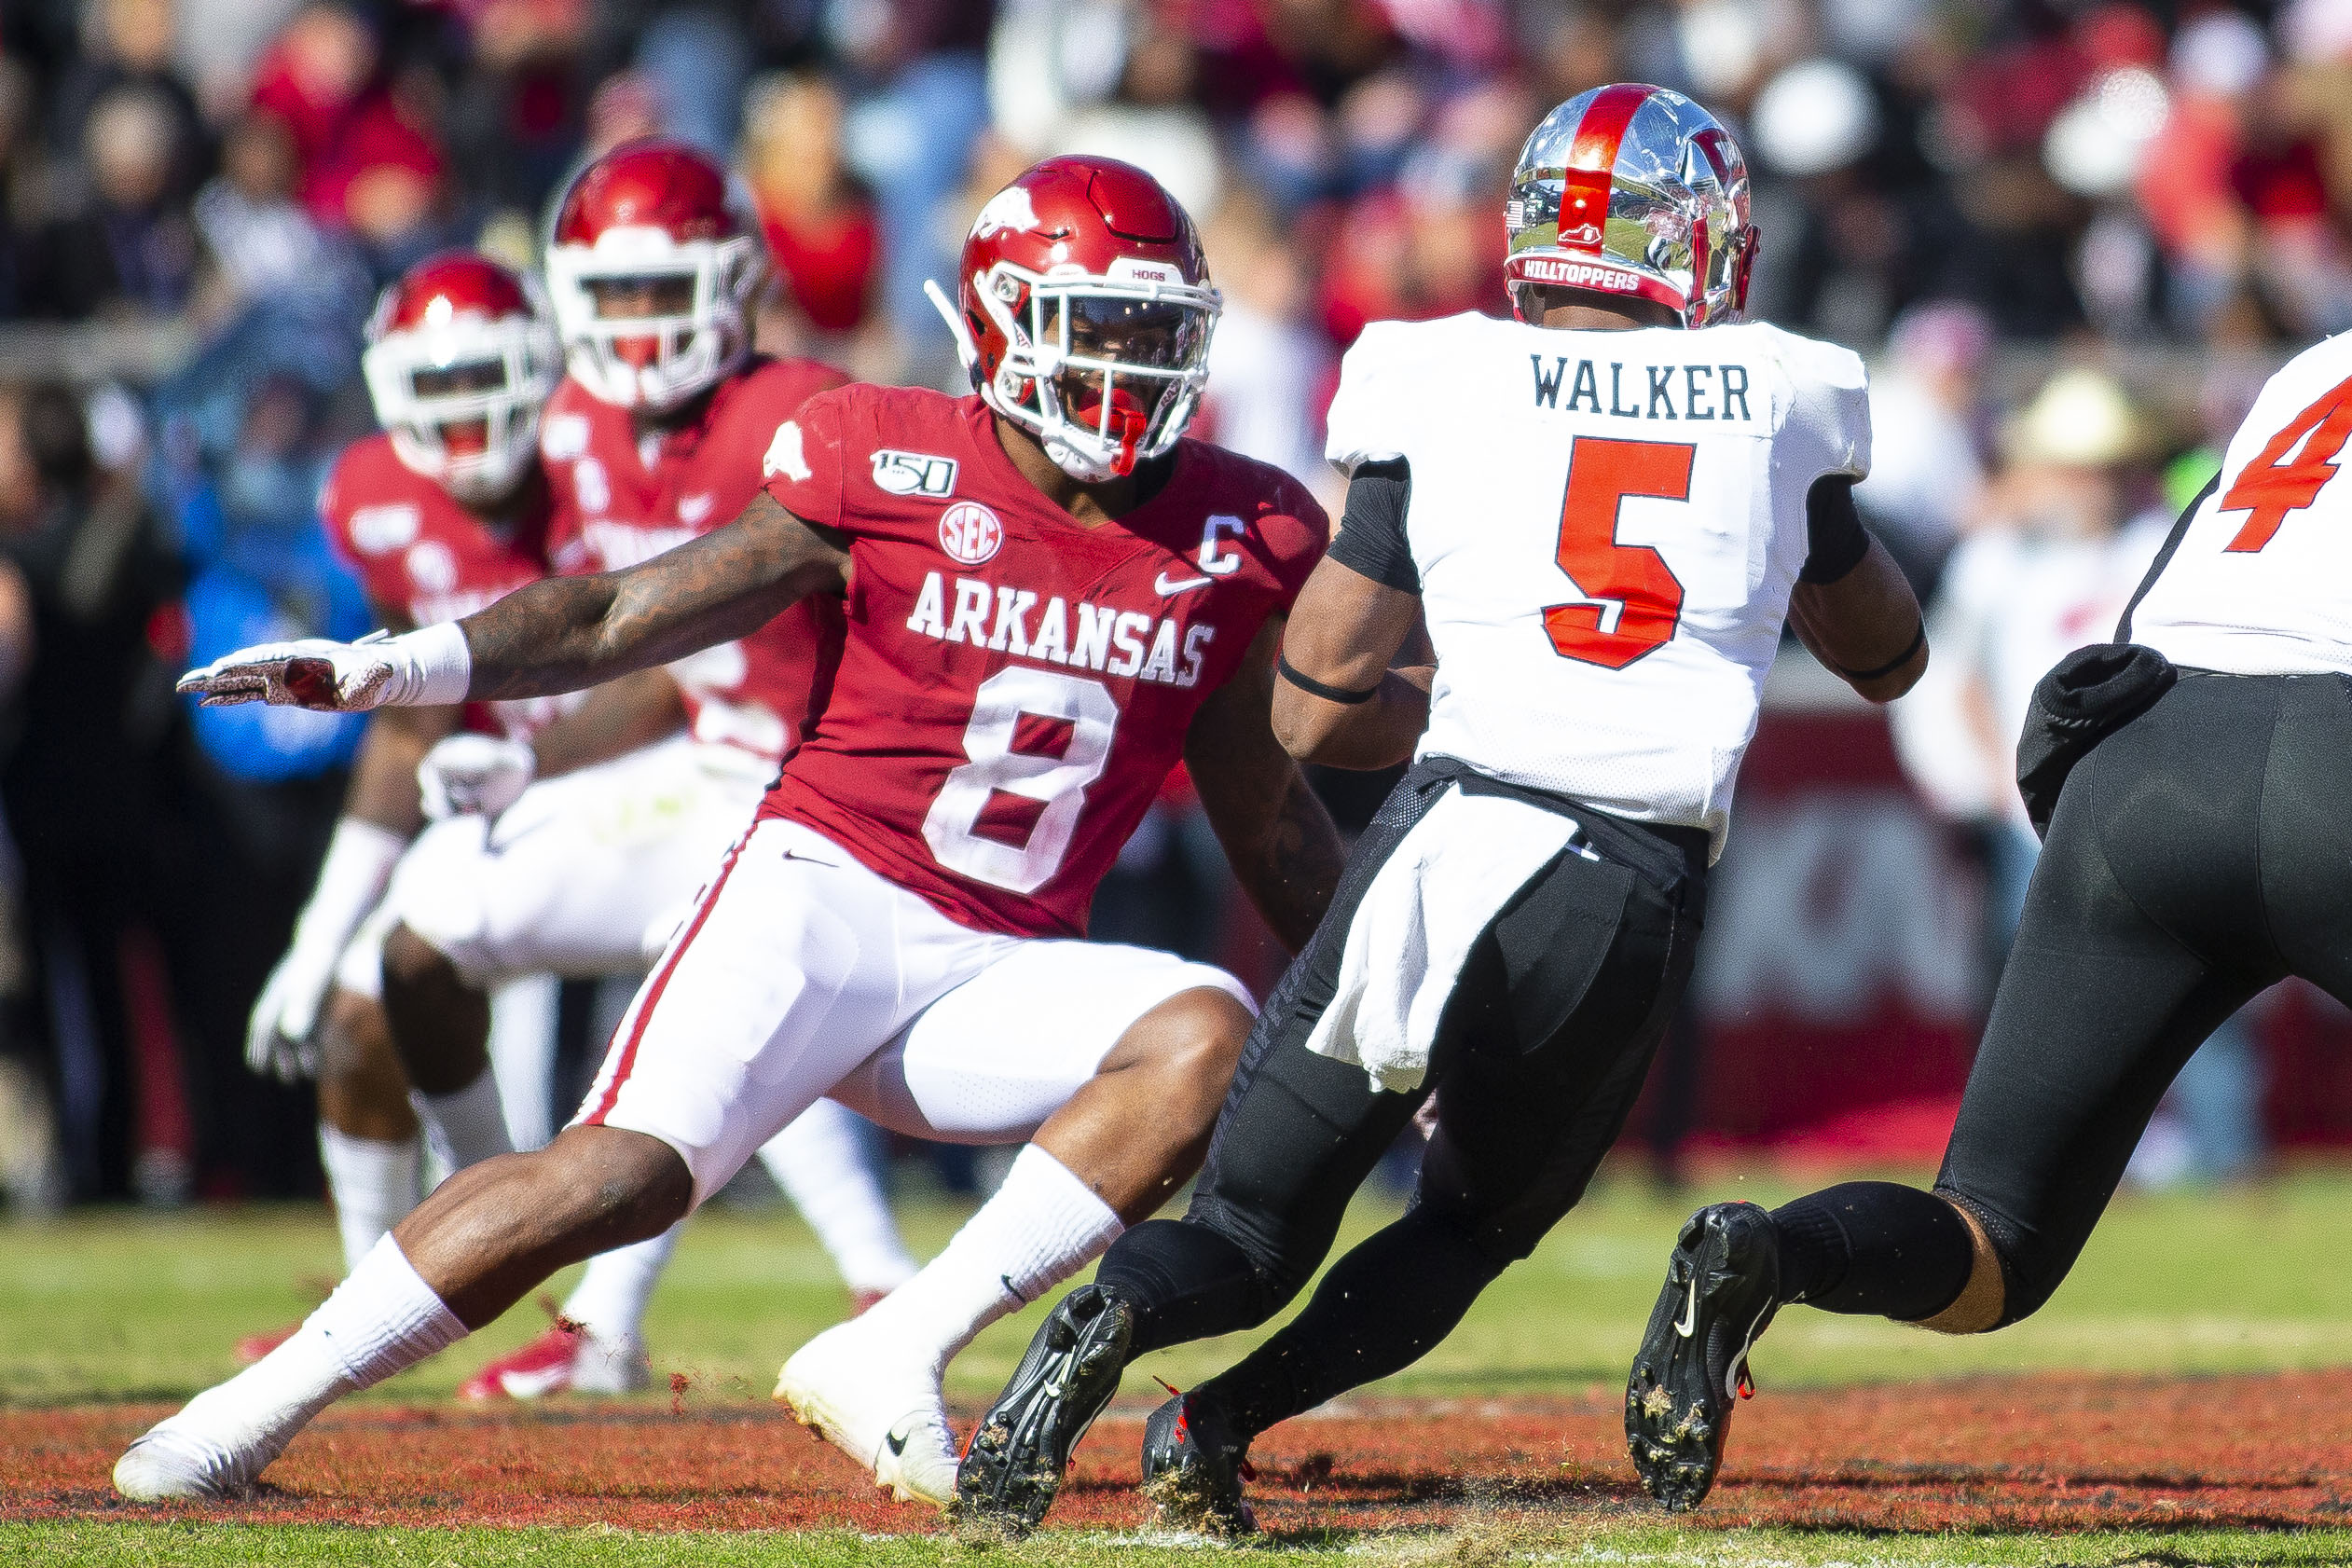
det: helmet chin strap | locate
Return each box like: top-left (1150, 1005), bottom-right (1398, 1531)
top-left (925, 279), bottom-right (981, 375)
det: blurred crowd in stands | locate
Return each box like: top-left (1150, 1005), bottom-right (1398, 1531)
top-left (0, 0), bottom-right (2341, 1208)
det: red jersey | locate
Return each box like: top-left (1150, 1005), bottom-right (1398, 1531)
top-left (320, 433), bottom-right (562, 741)
top-left (759, 385), bottom-right (1327, 938)
top-left (540, 355), bottom-right (849, 763)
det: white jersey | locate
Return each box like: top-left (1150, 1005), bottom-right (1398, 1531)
top-left (1325, 311), bottom-right (1870, 858)
top-left (2132, 334), bottom-right (2352, 674)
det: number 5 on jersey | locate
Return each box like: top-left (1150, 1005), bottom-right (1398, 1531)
top-left (1544, 435), bottom-right (1695, 669)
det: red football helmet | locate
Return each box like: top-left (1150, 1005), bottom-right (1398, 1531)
top-left (928, 156), bottom-right (1219, 482)
top-left (362, 251), bottom-right (561, 505)
top-left (543, 139), bottom-right (764, 412)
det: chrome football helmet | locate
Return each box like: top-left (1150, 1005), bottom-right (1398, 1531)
top-left (1505, 84), bottom-right (1757, 328)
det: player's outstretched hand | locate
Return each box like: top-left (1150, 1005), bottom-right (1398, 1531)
top-left (419, 734), bottom-right (536, 821)
top-left (177, 625), bottom-right (471, 712)
top-left (177, 637), bottom-right (401, 711)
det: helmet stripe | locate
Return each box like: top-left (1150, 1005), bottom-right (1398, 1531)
top-left (1569, 81), bottom-right (1655, 172)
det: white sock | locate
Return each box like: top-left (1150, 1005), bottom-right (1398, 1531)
top-left (413, 1065), bottom-right (513, 1173)
top-left (317, 1124), bottom-right (420, 1274)
top-left (558, 1223), bottom-right (680, 1345)
top-left (757, 1102), bottom-right (917, 1296)
top-left (175, 1236), bottom-right (465, 1449)
top-left (486, 976), bottom-right (558, 1152)
top-left (862, 1144), bottom-right (1121, 1375)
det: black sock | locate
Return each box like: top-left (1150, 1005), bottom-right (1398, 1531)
top-left (1190, 1208), bottom-right (1505, 1440)
top-left (1769, 1181), bottom-right (1976, 1320)
top-left (1094, 1217), bottom-right (1274, 1356)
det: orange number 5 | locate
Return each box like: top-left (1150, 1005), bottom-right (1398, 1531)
top-left (1543, 436), bottom-right (1695, 668)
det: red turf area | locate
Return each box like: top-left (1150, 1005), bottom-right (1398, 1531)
top-left (7, 1373), bottom-right (2345, 1536)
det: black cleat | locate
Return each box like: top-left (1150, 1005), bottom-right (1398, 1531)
top-left (1625, 1201), bottom-right (1781, 1513)
top-left (954, 1284), bottom-right (1134, 1534)
top-left (1140, 1389), bottom-right (1257, 1536)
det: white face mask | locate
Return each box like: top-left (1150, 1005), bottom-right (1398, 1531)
top-left (945, 261), bottom-right (1221, 481)
top-left (363, 311), bottom-right (561, 505)
top-left (543, 228), bottom-right (763, 412)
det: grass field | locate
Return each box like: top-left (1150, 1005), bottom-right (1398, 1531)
top-left (5, 1165), bottom-right (2351, 1564)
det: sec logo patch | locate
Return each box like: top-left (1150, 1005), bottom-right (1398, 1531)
top-left (938, 501), bottom-right (1004, 566)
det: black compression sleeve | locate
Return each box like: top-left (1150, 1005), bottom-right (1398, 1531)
top-left (1799, 475), bottom-right (1871, 584)
top-left (1327, 459), bottom-right (1419, 592)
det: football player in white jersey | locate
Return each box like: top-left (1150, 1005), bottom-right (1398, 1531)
top-left (951, 83), bottom-right (1929, 1535)
top-left (1625, 328), bottom-right (2352, 1512)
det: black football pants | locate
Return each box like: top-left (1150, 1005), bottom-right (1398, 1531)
top-left (1779, 671), bottom-right (2352, 1327)
top-left (1095, 758), bottom-right (1706, 1439)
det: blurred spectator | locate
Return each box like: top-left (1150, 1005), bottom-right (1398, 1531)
top-left (1892, 365), bottom-right (2166, 871)
top-left (742, 74), bottom-right (882, 355)
top-left (635, 7), bottom-right (751, 158)
top-left (833, 0), bottom-right (997, 362)
top-left (0, 382), bottom-right (186, 1200)
top-left (21, 84), bottom-right (199, 319)
top-left (1200, 186), bottom-right (1338, 499)
top-left (434, 0), bottom-right (589, 217)
top-left (1043, 13), bottom-right (1222, 217)
top-left (48, 0), bottom-right (206, 196)
top-left (190, 110), bottom-right (364, 323)
top-left (247, 3), bottom-right (379, 207)
top-left (1854, 300), bottom-right (1993, 594)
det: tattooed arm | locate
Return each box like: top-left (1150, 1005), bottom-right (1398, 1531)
top-left (1185, 617), bottom-right (1348, 955)
top-left (463, 494), bottom-right (850, 700)
top-left (178, 494), bottom-right (850, 711)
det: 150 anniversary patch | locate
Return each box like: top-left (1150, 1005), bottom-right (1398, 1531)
top-left (873, 449), bottom-right (959, 498)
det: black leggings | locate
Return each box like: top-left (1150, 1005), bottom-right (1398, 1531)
top-left (1097, 759), bottom-right (1704, 1437)
top-left (1782, 672), bottom-right (2352, 1325)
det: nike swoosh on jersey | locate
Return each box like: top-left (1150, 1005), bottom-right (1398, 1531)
top-left (1155, 571), bottom-right (1214, 596)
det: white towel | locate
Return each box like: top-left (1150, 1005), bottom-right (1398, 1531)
top-left (1303, 784), bottom-right (1578, 1093)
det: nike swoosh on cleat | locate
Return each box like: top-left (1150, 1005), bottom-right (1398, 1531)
top-left (1674, 1274), bottom-right (1699, 1338)
top-left (885, 1428), bottom-right (909, 1457)
top-left (1154, 571), bottom-right (1213, 596)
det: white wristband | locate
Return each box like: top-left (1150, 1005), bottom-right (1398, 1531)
top-left (291, 818), bottom-right (407, 955)
top-left (386, 622), bottom-right (474, 708)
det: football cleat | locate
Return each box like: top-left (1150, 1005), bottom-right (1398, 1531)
top-left (1140, 1388), bottom-right (1257, 1536)
top-left (1625, 1201), bottom-right (1782, 1512)
top-left (954, 1284), bottom-right (1133, 1534)
top-left (775, 1316), bottom-right (959, 1507)
top-left (456, 1324), bottom-right (649, 1401)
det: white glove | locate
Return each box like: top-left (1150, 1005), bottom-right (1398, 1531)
top-left (246, 944), bottom-right (339, 1082)
top-left (419, 733), bottom-right (537, 820)
top-left (246, 819), bottom-right (406, 1082)
top-left (178, 623), bottom-right (472, 712)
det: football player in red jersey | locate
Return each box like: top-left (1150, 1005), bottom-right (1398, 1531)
top-left (364, 142), bottom-right (917, 1400)
top-left (138, 155), bottom-right (1345, 1511)
top-left (243, 251), bottom-right (565, 1295)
